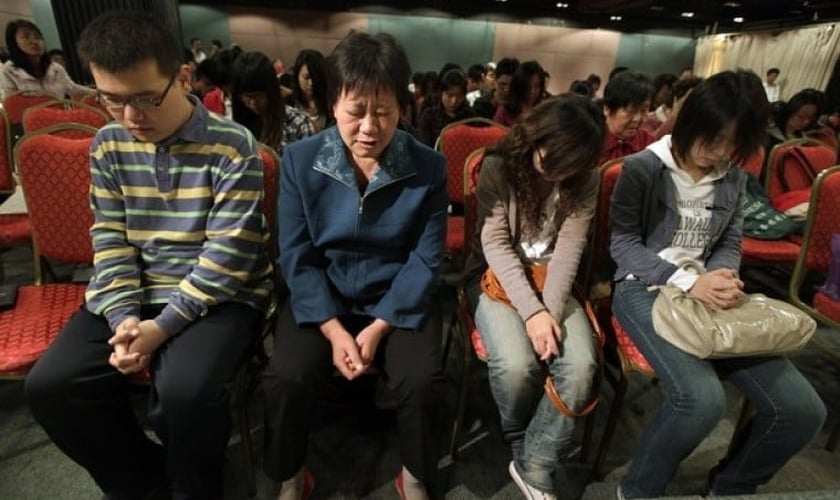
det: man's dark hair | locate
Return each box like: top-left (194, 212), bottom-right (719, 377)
top-left (467, 63), bottom-right (485, 83)
top-left (326, 31), bottom-right (412, 110)
top-left (672, 69), bottom-right (769, 166)
top-left (495, 57), bottom-right (519, 78)
top-left (439, 68), bottom-right (467, 93)
top-left (77, 12), bottom-right (181, 77)
top-left (608, 66), bottom-right (629, 82)
top-left (211, 39), bottom-right (223, 49)
top-left (47, 48), bottom-right (64, 59)
top-left (767, 67), bottom-right (780, 76)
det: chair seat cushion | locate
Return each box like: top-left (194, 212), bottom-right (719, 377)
top-left (814, 291), bottom-right (840, 324)
top-left (446, 216), bottom-right (464, 253)
top-left (0, 284), bottom-right (86, 372)
top-left (0, 214), bottom-right (31, 247)
top-left (610, 314), bottom-right (654, 375)
top-left (741, 236), bottom-right (800, 262)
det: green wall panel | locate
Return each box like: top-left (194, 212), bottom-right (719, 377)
top-left (367, 14), bottom-right (494, 74)
top-left (179, 4), bottom-right (230, 51)
top-left (615, 33), bottom-right (695, 78)
top-left (30, 0), bottom-right (60, 52)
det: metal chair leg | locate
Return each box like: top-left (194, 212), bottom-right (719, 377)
top-left (448, 317), bottom-right (471, 460)
top-left (827, 420), bottom-right (839, 452)
top-left (593, 370), bottom-right (628, 479)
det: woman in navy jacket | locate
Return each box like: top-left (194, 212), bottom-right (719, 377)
top-left (263, 31), bottom-right (448, 500)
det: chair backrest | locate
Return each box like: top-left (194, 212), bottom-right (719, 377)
top-left (765, 138), bottom-right (837, 200)
top-left (438, 118), bottom-right (508, 206)
top-left (2, 91), bottom-right (62, 124)
top-left (581, 158), bottom-right (624, 298)
top-left (259, 143), bottom-right (280, 258)
top-left (805, 125), bottom-right (839, 153)
top-left (738, 146), bottom-right (766, 179)
top-left (14, 132), bottom-right (95, 264)
top-left (0, 109), bottom-right (12, 193)
top-left (795, 166), bottom-right (840, 275)
top-left (462, 147), bottom-right (486, 259)
top-left (22, 100), bottom-right (109, 136)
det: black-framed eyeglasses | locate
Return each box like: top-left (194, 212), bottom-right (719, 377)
top-left (96, 74), bottom-right (177, 111)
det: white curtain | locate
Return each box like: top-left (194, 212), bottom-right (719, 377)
top-left (695, 22), bottom-right (840, 101)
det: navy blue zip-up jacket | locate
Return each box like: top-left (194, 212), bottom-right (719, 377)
top-left (278, 126), bottom-right (448, 330)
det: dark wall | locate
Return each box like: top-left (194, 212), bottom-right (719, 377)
top-left (51, 0), bottom-right (182, 84)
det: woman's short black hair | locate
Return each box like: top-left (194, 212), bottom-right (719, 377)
top-left (603, 71), bottom-right (654, 112)
top-left (672, 69), bottom-right (769, 166)
top-left (5, 19), bottom-right (49, 79)
top-left (326, 31), bottom-right (412, 110)
top-left (77, 12), bottom-right (181, 77)
top-left (232, 51), bottom-right (286, 148)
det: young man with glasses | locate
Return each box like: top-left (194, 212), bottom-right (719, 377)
top-left (24, 12), bottom-right (273, 500)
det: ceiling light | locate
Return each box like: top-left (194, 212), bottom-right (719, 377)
top-left (724, 2), bottom-right (741, 7)
top-left (650, 5), bottom-right (665, 11)
top-left (556, 2), bottom-right (569, 7)
top-left (681, 12), bottom-right (694, 18)
top-left (610, 15), bottom-right (622, 21)
top-left (733, 16), bottom-right (744, 23)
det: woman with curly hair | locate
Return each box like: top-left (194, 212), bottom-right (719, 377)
top-left (462, 94), bottom-right (605, 499)
top-left (291, 49), bottom-right (329, 132)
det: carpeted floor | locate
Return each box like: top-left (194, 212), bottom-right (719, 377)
top-left (0, 247), bottom-right (838, 500)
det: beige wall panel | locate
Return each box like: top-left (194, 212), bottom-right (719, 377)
top-left (493, 22), bottom-right (620, 96)
top-left (228, 8), bottom-right (366, 67)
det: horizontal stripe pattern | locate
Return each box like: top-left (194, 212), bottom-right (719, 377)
top-left (85, 104), bottom-right (273, 334)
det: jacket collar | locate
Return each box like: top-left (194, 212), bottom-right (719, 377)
top-left (312, 127), bottom-right (416, 191)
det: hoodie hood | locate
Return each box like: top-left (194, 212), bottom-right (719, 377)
top-left (646, 135), bottom-right (729, 182)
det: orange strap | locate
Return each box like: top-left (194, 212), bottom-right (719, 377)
top-left (480, 266), bottom-right (548, 308)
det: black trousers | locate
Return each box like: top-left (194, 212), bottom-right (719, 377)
top-left (24, 302), bottom-right (262, 500)
top-left (262, 301), bottom-right (444, 493)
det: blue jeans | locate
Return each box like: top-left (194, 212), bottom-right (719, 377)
top-left (475, 293), bottom-right (598, 493)
top-left (612, 280), bottom-right (826, 498)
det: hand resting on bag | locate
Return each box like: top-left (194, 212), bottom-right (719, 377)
top-left (688, 268), bottom-right (744, 310)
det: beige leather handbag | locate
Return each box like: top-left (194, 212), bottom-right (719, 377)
top-left (651, 286), bottom-right (816, 359)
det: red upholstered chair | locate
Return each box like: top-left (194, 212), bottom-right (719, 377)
top-left (22, 99), bottom-right (110, 137)
top-left (741, 139), bottom-right (836, 266)
top-left (765, 138), bottom-right (837, 201)
top-left (788, 165), bottom-right (840, 451)
top-left (0, 109), bottom-right (30, 259)
top-left (449, 148), bottom-right (604, 464)
top-left (579, 158), bottom-right (657, 477)
top-left (436, 117), bottom-right (508, 257)
top-left (0, 109), bottom-right (14, 195)
top-left (2, 91), bottom-right (62, 124)
top-left (806, 126), bottom-right (839, 153)
top-left (738, 146), bottom-right (766, 179)
top-left (0, 132), bottom-right (94, 378)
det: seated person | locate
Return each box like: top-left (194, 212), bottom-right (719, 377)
top-left (599, 71), bottom-right (655, 164)
top-left (232, 51), bottom-right (315, 156)
top-left (610, 70), bottom-right (826, 499)
top-left (263, 31), bottom-right (448, 500)
top-left (463, 94), bottom-right (604, 500)
top-left (417, 68), bottom-right (475, 147)
top-left (24, 12), bottom-right (273, 500)
top-left (494, 60), bottom-right (546, 126)
top-left (766, 88), bottom-right (826, 149)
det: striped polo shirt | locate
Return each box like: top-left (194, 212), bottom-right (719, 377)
top-left (85, 99), bottom-right (273, 335)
